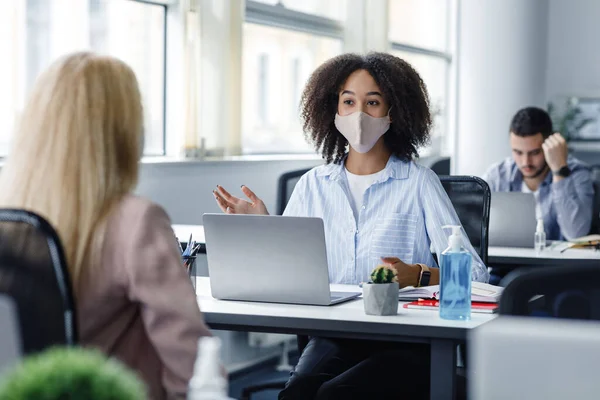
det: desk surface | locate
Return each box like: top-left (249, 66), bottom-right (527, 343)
top-left (173, 224), bottom-right (206, 243)
top-left (489, 246), bottom-right (600, 266)
top-left (196, 278), bottom-right (494, 342)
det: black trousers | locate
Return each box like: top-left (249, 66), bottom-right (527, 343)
top-left (278, 337), bottom-right (432, 400)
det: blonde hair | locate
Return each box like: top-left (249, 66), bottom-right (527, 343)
top-left (0, 52), bottom-right (143, 289)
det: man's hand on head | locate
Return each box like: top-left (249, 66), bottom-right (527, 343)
top-left (542, 132), bottom-right (568, 173)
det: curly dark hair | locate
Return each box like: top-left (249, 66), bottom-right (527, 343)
top-left (300, 52), bottom-right (432, 164)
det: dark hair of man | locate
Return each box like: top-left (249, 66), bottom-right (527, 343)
top-left (509, 107), bottom-right (553, 139)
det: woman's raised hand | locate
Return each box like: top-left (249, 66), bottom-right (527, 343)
top-left (213, 185), bottom-right (269, 215)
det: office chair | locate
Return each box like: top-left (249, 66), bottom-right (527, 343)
top-left (276, 168), bottom-right (311, 215)
top-left (429, 156), bottom-right (451, 176)
top-left (499, 266), bottom-right (600, 320)
top-left (590, 181), bottom-right (600, 235)
top-left (0, 209), bottom-right (77, 355)
top-left (439, 176), bottom-right (491, 264)
top-left (438, 176), bottom-right (491, 374)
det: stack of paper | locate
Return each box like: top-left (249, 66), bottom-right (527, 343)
top-left (398, 282), bottom-right (503, 303)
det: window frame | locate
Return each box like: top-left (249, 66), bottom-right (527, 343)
top-left (1, 0), bottom-right (171, 158)
top-left (129, 0), bottom-right (170, 156)
top-left (245, 0), bottom-right (345, 40)
top-left (388, 0), bottom-right (455, 157)
top-left (240, 0), bottom-right (345, 155)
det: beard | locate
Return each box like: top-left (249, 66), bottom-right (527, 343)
top-left (521, 161), bottom-right (549, 179)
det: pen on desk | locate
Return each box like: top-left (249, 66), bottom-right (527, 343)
top-left (192, 243), bottom-right (202, 256)
top-left (175, 235), bottom-right (184, 254)
top-left (183, 235), bottom-right (193, 257)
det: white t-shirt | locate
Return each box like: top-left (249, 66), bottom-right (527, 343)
top-left (521, 181), bottom-right (543, 220)
top-left (345, 168), bottom-right (385, 219)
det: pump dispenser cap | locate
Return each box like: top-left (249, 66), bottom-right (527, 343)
top-left (442, 225), bottom-right (463, 251)
top-left (536, 218), bottom-right (545, 233)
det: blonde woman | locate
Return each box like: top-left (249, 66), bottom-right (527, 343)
top-left (0, 52), bottom-right (212, 400)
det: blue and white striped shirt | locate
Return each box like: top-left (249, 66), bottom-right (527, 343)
top-left (283, 155), bottom-right (489, 285)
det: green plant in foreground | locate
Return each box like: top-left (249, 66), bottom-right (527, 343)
top-left (0, 347), bottom-right (147, 400)
top-left (370, 265), bottom-right (398, 284)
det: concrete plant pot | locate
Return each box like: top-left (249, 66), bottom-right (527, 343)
top-left (363, 282), bottom-right (399, 316)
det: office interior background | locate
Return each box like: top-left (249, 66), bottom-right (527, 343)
top-left (1, 0), bottom-right (600, 375)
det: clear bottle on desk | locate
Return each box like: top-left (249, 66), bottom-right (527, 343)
top-left (439, 226), bottom-right (472, 321)
top-left (535, 218), bottom-right (546, 255)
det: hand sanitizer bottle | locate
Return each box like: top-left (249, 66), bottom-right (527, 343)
top-left (188, 337), bottom-right (233, 400)
top-left (535, 218), bottom-right (546, 255)
top-left (439, 225), bottom-right (472, 321)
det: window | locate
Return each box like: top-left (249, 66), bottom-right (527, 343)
top-left (251, 0), bottom-right (346, 21)
top-left (0, 0), bottom-right (166, 156)
top-left (391, 50), bottom-right (449, 148)
top-left (388, 0), bottom-right (453, 155)
top-left (389, 0), bottom-right (449, 52)
top-left (258, 53), bottom-right (270, 125)
top-left (241, 1), bottom-right (345, 154)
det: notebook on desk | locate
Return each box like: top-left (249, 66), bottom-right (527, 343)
top-left (403, 300), bottom-right (498, 314)
top-left (397, 282), bottom-right (503, 303)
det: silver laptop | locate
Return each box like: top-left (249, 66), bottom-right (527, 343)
top-left (489, 192), bottom-right (536, 248)
top-left (202, 214), bottom-right (361, 306)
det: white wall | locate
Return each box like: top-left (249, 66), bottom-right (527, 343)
top-left (136, 158), bottom-right (322, 224)
top-left (546, 0), bottom-right (600, 100)
top-left (453, 0), bottom-right (549, 176)
top-left (136, 155), bottom-right (447, 223)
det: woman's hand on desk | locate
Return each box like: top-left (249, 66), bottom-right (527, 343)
top-left (380, 257), bottom-right (440, 287)
top-left (213, 185), bottom-right (269, 215)
top-left (381, 257), bottom-right (420, 287)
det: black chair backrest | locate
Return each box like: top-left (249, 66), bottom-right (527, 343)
top-left (429, 156), bottom-right (451, 176)
top-left (499, 266), bottom-right (600, 320)
top-left (276, 168), bottom-right (311, 215)
top-left (591, 181), bottom-right (600, 235)
top-left (0, 209), bottom-right (77, 355)
top-left (438, 176), bottom-right (491, 265)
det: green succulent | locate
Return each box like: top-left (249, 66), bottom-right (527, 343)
top-left (370, 265), bottom-right (398, 284)
top-left (0, 347), bottom-right (147, 400)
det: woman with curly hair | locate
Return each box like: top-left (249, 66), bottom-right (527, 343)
top-left (214, 52), bottom-right (486, 399)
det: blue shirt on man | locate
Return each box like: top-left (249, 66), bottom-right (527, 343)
top-left (483, 156), bottom-right (594, 241)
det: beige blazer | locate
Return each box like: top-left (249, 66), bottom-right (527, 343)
top-left (77, 195), bottom-right (211, 400)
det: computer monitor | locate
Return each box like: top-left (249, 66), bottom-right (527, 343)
top-left (489, 192), bottom-right (536, 248)
top-left (470, 316), bottom-right (600, 399)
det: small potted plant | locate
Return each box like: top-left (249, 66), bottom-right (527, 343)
top-left (363, 265), bottom-right (399, 316)
top-left (0, 347), bottom-right (147, 399)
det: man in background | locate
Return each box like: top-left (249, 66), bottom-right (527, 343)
top-left (484, 106), bottom-right (594, 242)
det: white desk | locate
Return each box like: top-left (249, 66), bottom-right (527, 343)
top-left (196, 277), bottom-right (494, 400)
top-left (489, 246), bottom-right (600, 267)
top-left (173, 224), bottom-right (206, 253)
top-left (173, 224), bottom-right (205, 243)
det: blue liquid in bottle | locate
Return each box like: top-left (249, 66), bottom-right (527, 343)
top-left (439, 226), bottom-right (472, 321)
